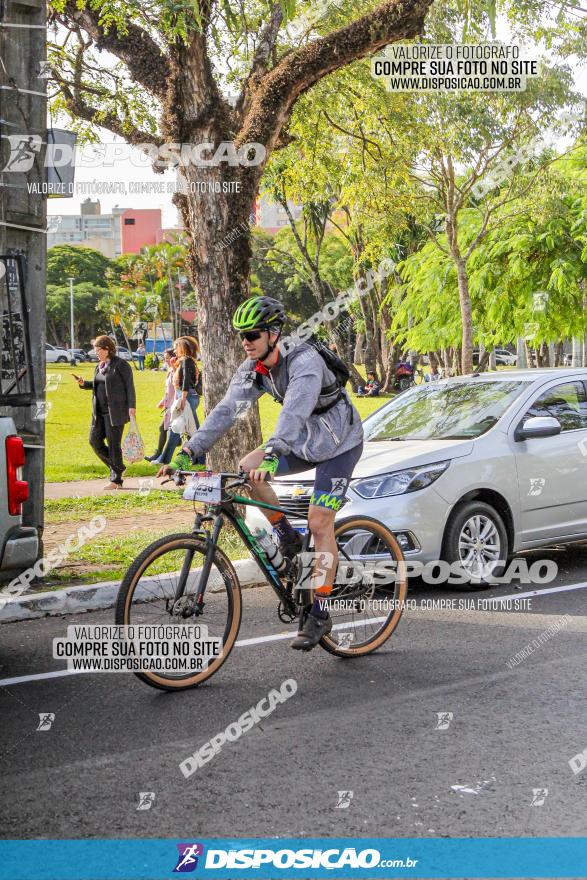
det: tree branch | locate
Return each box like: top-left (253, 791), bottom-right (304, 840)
top-left (58, 1), bottom-right (169, 100)
top-left (237, 2), bottom-right (284, 119)
top-left (237, 0), bottom-right (433, 159)
top-left (56, 77), bottom-right (161, 147)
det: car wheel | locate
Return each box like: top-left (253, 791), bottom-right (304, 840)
top-left (442, 500), bottom-right (508, 589)
top-left (56, 356), bottom-right (68, 363)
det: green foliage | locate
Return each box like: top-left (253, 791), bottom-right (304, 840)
top-left (264, 227), bottom-right (353, 319)
top-left (46, 282), bottom-right (109, 346)
top-left (392, 151), bottom-right (587, 353)
top-left (47, 245), bottom-right (113, 287)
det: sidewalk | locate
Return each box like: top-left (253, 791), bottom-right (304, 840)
top-left (45, 477), bottom-right (176, 500)
top-left (0, 558), bottom-right (263, 622)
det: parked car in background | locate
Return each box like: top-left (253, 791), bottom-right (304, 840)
top-left (473, 348), bottom-right (517, 367)
top-left (67, 348), bottom-right (87, 363)
top-left (86, 343), bottom-right (136, 362)
top-left (247, 369), bottom-right (587, 584)
top-left (117, 346), bottom-right (139, 361)
top-left (45, 343), bottom-right (70, 363)
top-left (494, 349), bottom-right (517, 366)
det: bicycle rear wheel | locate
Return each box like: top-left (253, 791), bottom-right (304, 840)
top-left (115, 533), bottom-right (242, 691)
top-left (320, 516), bottom-right (407, 657)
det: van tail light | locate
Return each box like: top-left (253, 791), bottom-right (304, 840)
top-left (6, 436), bottom-right (28, 516)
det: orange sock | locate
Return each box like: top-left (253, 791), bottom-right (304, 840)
top-left (315, 584), bottom-right (333, 596)
top-left (266, 510), bottom-right (284, 525)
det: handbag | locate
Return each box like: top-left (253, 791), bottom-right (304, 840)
top-left (170, 399), bottom-right (196, 436)
top-left (122, 415), bottom-right (145, 463)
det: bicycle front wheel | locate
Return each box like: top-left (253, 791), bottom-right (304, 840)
top-left (320, 516), bottom-right (407, 657)
top-left (115, 533), bottom-right (242, 691)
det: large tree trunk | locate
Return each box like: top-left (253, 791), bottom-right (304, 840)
top-left (354, 332), bottom-right (365, 365)
top-left (455, 259), bottom-right (473, 374)
top-left (362, 321), bottom-right (377, 373)
top-left (178, 185), bottom-right (263, 470)
top-left (516, 337), bottom-right (527, 368)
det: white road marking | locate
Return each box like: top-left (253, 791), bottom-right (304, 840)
top-left (1, 581), bottom-right (586, 688)
top-left (0, 668), bottom-right (86, 687)
top-left (487, 580), bottom-right (587, 601)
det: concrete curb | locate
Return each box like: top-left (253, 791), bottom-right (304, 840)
top-left (0, 558), bottom-right (263, 624)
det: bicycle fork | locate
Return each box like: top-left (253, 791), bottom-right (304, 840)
top-left (171, 513), bottom-right (223, 617)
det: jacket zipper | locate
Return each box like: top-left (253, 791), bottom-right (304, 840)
top-left (320, 417), bottom-right (340, 445)
top-left (268, 373), bottom-right (284, 403)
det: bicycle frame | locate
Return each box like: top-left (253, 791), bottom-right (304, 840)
top-left (187, 488), bottom-right (311, 618)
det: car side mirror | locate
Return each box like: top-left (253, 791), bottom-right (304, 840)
top-left (514, 415), bottom-right (562, 442)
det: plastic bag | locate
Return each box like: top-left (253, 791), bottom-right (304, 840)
top-left (122, 415), bottom-right (145, 463)
top-left (170, 399), bottom-right (196, 436)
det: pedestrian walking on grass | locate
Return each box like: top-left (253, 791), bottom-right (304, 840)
top-left (145, 348), bottom-right (177, 462)
top-left (75, 334), bottom-right (137, 490)
top-left (136, 341), bottom-right (146, 371)
top-left (152, 336), bottom-right (203, 465)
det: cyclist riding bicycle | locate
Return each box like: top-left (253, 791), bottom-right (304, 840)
top-left (160, 294), bottom-right (364, 650)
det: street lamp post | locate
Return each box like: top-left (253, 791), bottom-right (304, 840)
top-left (68, 276), bottom-right (75, 364)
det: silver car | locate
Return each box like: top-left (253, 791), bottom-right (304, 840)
top-left (247, 370), bottom-right (587, 582)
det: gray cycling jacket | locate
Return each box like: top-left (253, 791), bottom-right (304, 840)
top-left (186, 343), bottom-right (364, 463)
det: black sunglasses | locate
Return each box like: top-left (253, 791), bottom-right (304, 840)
top-left (239, 330), bottom-right (264, 342)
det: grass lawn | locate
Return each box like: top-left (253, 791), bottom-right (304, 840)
top-left (45, 364), bottom-right (387, 482)
top-left (44, 525), bottom-right (247, 586)
top-left (44, 490), bottom-right (182, 523)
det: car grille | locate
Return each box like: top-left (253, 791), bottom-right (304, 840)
top-left (278, 495), bottom-right (311, 518)
top-left (277, 486), bottom-right (313, 519)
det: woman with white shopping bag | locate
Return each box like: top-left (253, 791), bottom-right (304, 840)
top-left (75, 335), bottom-right (137, 490)
top-left (153, 336), bottom-right (203, 465)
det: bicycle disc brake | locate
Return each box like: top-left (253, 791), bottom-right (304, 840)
top-left (168, 595), bottom-right (195, 618)
top-left (278, 601), bottom-right (297, 623)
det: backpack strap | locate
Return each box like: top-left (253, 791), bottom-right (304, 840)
top-left (254, 352), bottom-right (351, 419)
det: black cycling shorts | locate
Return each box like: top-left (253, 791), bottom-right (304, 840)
top-left (275, 442), bottom-right (363, 512)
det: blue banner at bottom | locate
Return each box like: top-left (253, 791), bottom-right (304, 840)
top-left (0, 837), bottom-right (585, 879)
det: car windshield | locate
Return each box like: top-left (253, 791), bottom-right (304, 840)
top-left (364, 380), bottom-right (526, 441)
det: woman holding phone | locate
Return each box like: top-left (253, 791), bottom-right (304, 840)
top-left (74, 335), bottom-right (137, 489)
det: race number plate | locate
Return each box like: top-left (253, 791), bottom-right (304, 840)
top-left (183, 473), bottom-right (222, 503)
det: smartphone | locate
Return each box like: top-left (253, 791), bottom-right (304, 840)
top-left (73, 374), bottom-right (82, 381)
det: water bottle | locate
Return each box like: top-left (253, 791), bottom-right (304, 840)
top-left (253, 528), bottom-right (286, 572)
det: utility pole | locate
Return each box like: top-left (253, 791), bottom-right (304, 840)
top-left (68, 276), bottom-right (75, 354)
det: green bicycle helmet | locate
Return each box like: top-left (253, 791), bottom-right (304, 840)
top-left (232, 295), bottom-right (286, 331)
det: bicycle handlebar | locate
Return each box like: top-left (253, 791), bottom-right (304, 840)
top-left (161, 468), bottom-right (271, 488)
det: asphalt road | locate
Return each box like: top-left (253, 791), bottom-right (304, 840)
top-left (1, 544), bottom-right (586, 844)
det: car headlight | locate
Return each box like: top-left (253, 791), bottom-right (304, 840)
top-left (351, 460), bottom-right (450, 499)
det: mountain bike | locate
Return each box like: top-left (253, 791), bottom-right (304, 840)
top-left (115, 470), bottom-right (407, 691)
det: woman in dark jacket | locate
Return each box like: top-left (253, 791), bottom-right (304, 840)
top-left (75, 335), bottom-right (137, 489)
